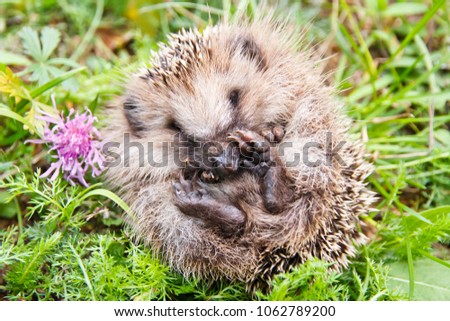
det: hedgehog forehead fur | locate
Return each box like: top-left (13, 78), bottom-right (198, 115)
top-left (124, 21), bottom-right (317, 140)
top-left (105, 17), bottom-right (375, 292)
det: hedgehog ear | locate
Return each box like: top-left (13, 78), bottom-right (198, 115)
top-left (123, 97), bottom-right (147, 135)
top-left (234, 35), bottom-right (267, 71)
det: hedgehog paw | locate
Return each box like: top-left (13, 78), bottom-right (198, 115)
top-left (261, 166), bottom-right (292, 214)
top-left (227, 129), bottom-right (273, 177)
top-left (172, 175), bottom-right (246, 236)
top-left (172, 174), bottom-right (205, 202)
top-left (227, 129), bottom-right (292, 214)
top-left (261, 125), bottom-right (285, 144)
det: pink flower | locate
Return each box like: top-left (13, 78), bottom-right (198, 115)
top-left (29, 99), bottom-right (105, 186)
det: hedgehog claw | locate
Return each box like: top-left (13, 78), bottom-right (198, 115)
top-left (201, 170), bottom-right (220, 183)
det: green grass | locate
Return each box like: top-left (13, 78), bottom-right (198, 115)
top-left (0, 0), bottom-right (449, 301)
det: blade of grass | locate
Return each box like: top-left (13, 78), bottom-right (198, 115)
top-left (357, 249), bottom-right (372, 301)
top-left (377, 151), bottom-right (450, 170)
top-left (139, 2), bottom-right (224, 16)
top-left (79, 188), bottom-right (134, 220)
top-left (69, 0), bottom-right (104, 62)
top-left (418, 251), bottom-right (450, 269)
top-left (402, 216), bottom-right (415, 300)
top-left (400, 204), bottom-right (432, 225)
top-left (16, 67), bottom-right (86, 111)
top-left (378, 0), bottom-right (445, 74)
top-left (13, 197), bottom-right (23, 241)
top-left (361, 53), bottom-right (447, 122)
top-left (0, 103), bottom-right (35, 130)
top-left (340, 0), bottom-right (377, 80)
top-left (68, 243), bottom-right (96, 301)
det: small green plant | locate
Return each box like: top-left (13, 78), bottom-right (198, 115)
top-left (18, 27), bottom-right (80, 90)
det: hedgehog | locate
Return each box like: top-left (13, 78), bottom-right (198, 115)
top-left (103, 15), bottom-right (375, 292)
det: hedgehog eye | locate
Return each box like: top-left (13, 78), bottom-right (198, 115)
top-left (229, 89), bottom-right (240, 108)
top-left (168, 119), bottom-right (182, 132)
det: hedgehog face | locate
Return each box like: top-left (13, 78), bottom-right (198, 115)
top-left (123, 27), bottom-right (296, 181)
top-left (165, 37), bottom-right (271, 140)
top-left (166, 34), bottom-right (277, 178)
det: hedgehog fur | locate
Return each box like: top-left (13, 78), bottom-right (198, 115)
top-left (104, 15), bottom-right (375, 292)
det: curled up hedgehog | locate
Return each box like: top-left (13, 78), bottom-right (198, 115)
top-left (104, 16), bottom-right (375, 292)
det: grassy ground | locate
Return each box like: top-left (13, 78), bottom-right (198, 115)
top-left (0, 0), bottom-right (449, 301)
